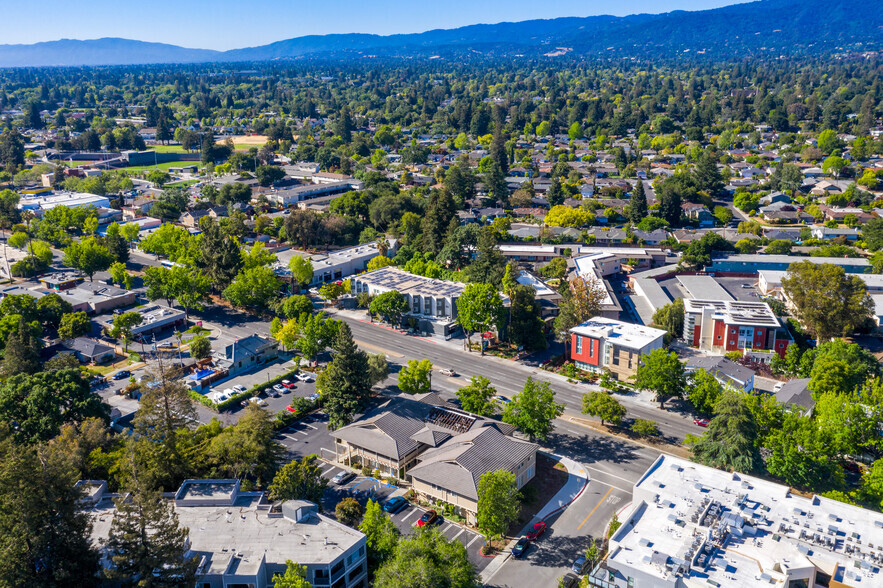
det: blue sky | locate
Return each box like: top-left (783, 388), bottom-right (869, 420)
top-left (8, 0), bottom-right (746, 50)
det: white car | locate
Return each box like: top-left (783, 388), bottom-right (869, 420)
top-left (439, 368), bottom-right (456, 377)
top-left (295, 372), bottom-right (312, 382)
top-left (273, 383), bottom-right (287, 394)
top-left (248, 397), bottom-right (269, 407)
top-left (232, 384), bottom-right (248, 394)
top-left (223, 388), bottom-right (236, 398)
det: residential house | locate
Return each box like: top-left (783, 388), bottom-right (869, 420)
top-left (685, 355), bottom-right (755, 392)
top-left (569, 317), bottom-right (666, 381)
top-left (809, 225), bottom-right (860, 241)
top-left (681, 203), bottom-right (715, 227)
top-left (631, 228), bottom-right (669, 245)
top-left (61, 337), bottom-right (115, 364)
top-left (774, 378), bottom-right (814, 415)
top-left (215, 334), bottom-right (279, 377)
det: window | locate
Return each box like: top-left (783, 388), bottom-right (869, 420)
top-left (588, 340), bottom-right (594, 357)
top-left (437, 298), bottom-right (445, 317)
top-left (412, 296), bottom-right (421, 313)
top-left (424, 296), bottom-right (432, 315)
top-left (576, 336), bottom-right (583, 354)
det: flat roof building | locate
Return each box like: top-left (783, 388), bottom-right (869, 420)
top-left (588, 454), bottom-right (883, 588)
top-left (683, 299), bottom-right (791, 358)
top-left (87, 479), bottom-right (367, 588)
top-left (707, 254), bottom-right (870, 274)
top-left (570, 317), bottom-right (666, 381)
top-left (18, 191), bottom-right (111, 214)
top-left (275, 240), bottom-right (398, 286)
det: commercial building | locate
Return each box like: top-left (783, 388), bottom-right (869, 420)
top-left (588, 454), bottom-right (883, 588)
top-left (86, 479), bottom-right (368, 588)
top-left (706, 254), bottom-right (870, 274)
top-left (214, 334), bottom-right (279, 377)
top-left (57, 281), bottom-right (136, 314)
top-left (264, 179), bottom-right (363, 207)
top-left (349, 267), bottom-right (468, 339)
top-left (759, 270), bottom-right (883, 297)
top-left (100, 304), bottom-right (186, 337)
top-left (332, 395), bottom-right (535, 525)
top-left (569, 317), bottom-right (666, 381)
top-left (275, 240), bottom-right (398, 287)
top-left (17, 191), bottom-right (111, 214)
top-left (683, 299), bottom-right (791, 357)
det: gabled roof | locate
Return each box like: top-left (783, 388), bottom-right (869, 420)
top-left (63, 337), bottom-right (114, 358)
top-left (775, 378), bottom-right (814, 412)
top-left (685, 355), bottom-right (754, 387)
top-left (407, 427), bottom-right (537, 501)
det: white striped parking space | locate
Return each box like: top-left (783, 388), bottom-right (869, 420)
top-left (401, 508), bottom-right (421, 523)
top-left (452, 528), bottom-right (465, 541)
top-left (466, 534), bottom-right (482, 548)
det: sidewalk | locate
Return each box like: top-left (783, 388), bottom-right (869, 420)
top-left (479, 452), bottom-right (589, 584)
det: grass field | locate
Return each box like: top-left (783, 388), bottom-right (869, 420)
top-left (149, 144), bottom-right (196, 154)
top-left (124, 161), bottom-right (195, 174)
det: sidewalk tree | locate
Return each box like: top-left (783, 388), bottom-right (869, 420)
top-left (457, 283), bottom-right (505, 354)
top-left (369, 291), bottom-right (408, 326)
top-left (103, 483), bottom-right (198, 586)
top-left (476, 469), bottom-right (521, 541)
top-left (280, 294), bottom-right (314, 319)
top-left (763, 410), bottom-right (841, 490)
top-left (690, 391), bottom-right (760, 474)
top-left (242, 242), bottom-right (277, 270)
top-left (268, 455), bottom-right (327, 505)
top-left (110, 311), bottom-right (142, 352)
top-left (782, 261), bottom-right (872, 342)
top-left (317, 323), bottom-right (371, 429)
top-left (634, 349), bottom-right (687, 407)
top-left (223, 266), bottom-right (282, 310)
top-left (553, 276), bottom-right (607, 353)
top-left (456, 375), bottom-right (498, 416)
top-left (318, 281), bottom-right (346, 303)
top-left (502, 377), bottom-right (564, 442)
top-left (295, 312), bottom-right (336, 362)
top-left (62, 237), bottom-right (114, 281)
top-left (360, 499), bottom-right (401, 569)
top-left (108, 261), bottom-right (133, 289)
top-left (273, 319), bottom-right (300, 351)
top-left (272, 561), bottom-right (312, 588)
top-left (367, 353), bottom-right (389, 386)
top-left (188, 334), bottom-right (211, 360)
top-left (687, 369), bottom-right (724, 414)
top-left (398, 359), bottom-right (432, 395)
top-left (289, 255), bottom-right (314, 290)
top-left (581, 391), bottom-right (626, 427)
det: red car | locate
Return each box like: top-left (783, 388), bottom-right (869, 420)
top-left (693, 418), bottom-right (709, 427)
top-left (416, 510), bottom-right (438, 527)
top-left (282, 380), bottom-right (296, 389)
top-left (526, 521), bottom-right (546, 540)
top-left (286, 405), bottom-right (298, 414)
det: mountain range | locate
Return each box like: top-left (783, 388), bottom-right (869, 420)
top-left (0, 0), bottom-right (879, 67)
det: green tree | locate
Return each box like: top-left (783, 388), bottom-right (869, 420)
top-left (223, 266), bottom-right (282, 310)
top-left (373, 528), bottom-right (478, 588)
top-left (690, 391), bottom-right (760, 474)
top-left (630, 419), bottom-right (660, 438)
top-left (628, 180), bottom-right (648, 223)
top-left (108, 261), bottom-right (133, 289)
top-left (317, 323), bottom-right (371, 429)
top-left (368, 353), bottom-right (390, 386)
top-left (502, 377), bottom-right (564, 442)
top-left (398, 359), bottom-right (433, 395)
top-left (268, 455), bottom-right (328, 505)
top-left (581, 391), bottom-right (626, 427)
top-left (782, 261), bottom-right (872, 342)
top-left (687, 369), bottom-right (724, 414)
top-left (763, 410), bottom-right (842, 490)
top-left (188, 334), bottom-right (211, 360)
top-left (103, 483), bottom-right (199, 587)
top-left (335, 497), bottom-right (364, 527)
top-left (476, 469), bottom-right (521, 541)
top-left (280, 294), bottom-right (314, 319)
top-left (294, 311), bottom-right (336, 362)
top-left (360, 499), bottom-right (401, 569)
top-left (58, 311), bottom-right (91, 341)
top-left (273, 561), bottom-right (312, 588)
top-left (634, 349), bottom-right (687, 407)
top-left (0, 431), bottom-right (100, 586)
top-left (289, 255), bottom-right (314, 290)
top-left (540, 257), bottom-right (568, 280)
top-left (367, 255), bottom-right (394, 271)
top-left (62, 237), bottom-right (114, 281)
top-left (553, 276), bottom-right (608, 352)
top-left (651, 298), bottom-right (684, 338)
top-left (369, 290), bottom-right (409, 325)
top-left (465, 227), bottom-right (507, 287)
top-left (456, 376), bottom-right (498, 416)
top-left (2, 316), bottom-right (41, 375)
top-left (457, 283), bottom-right (505, 354)
top-left (765, 239), bottom-right (793, 254)
top-left (198, 219), bottom-right (243, 292)
top-left (693, 152), bottom-right (724, 195)
top-left (808, 339), bottom-right (880, 395)
top-left (508, 284), bottom-right (547, 351)
top-left (110, 311), bottom-right (143, 352)
top-left (860, 459), bottom-right (883, 509)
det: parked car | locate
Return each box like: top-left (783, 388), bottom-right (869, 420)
top-left (285, 405), bottom-right (297, 414)
top-left (416, 510), bottom-right (438, 527)
top-left (282, 380), bottom-right (296, 389)
top-left (494, 395), bottom-right (511, 405)
top-left (232, 384), bottom-right (248, 394)
top-left (571, 556), bottom-right (588, 574)
top-left (267, 388), bottom-right (280, 398)
top-left (511, 536), bottom-right (530, 558)
top-left (693, 418), bottom-right (709, 427)
top-left (526, 521), bottom-right (546, 540)
top-left (843, 460), bottom-right (863, 474)
top-left (439, 368), bottom-right (456, 377)
top-left (308, 393), bottom-right (320, 402)
top-left (273, 383), bottom-right (287, 394)
top-left (248, 397), bottom-right (268, 407)
top-left (295, 371), bottom-right (312, 382)
top-left (222, 388), bottom-right (236, 398)
top-left (383, 496), bottom-right (409, 514)
top-left (558, 573), bottom-right (580, 588)
top-left (332, 471), bottom-right (356, 485)
top-left (113, 370), bottom-right (130, 380)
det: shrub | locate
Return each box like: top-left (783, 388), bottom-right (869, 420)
top-left (631, 419), bottom-right (660, 438)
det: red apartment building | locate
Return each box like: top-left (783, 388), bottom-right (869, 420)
top-left (683, 299), bottom-right (791, 358)
top-left (570, 317), bottom-right (667, 381)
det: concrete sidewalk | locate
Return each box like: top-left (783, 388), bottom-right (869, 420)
top-left (479, 452), bottom-right (589, 584)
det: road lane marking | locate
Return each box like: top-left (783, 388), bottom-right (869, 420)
top-left (354, 339), bottom-right (404, 358)
top-left (466, 534), bottom-right (482, 548)
top-left (577, 487), bottom-right (613, 531)
top-left (452, 528), bottom-right (465, 541)
top-left (584, 466), bottom-right (639, 486)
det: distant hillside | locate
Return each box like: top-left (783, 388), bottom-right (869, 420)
top-left (0, 0), bottom-right (878, 67)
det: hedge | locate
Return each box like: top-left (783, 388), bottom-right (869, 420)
top-left (215, 366), bottom-right (305, 412)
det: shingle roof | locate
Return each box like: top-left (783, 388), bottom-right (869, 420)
top-left (775, 378), bottom-right (814, 412)
top-left (63, 337), bottom-right (114, 358)
top-left (332, 397), bottom-right (438, 460)
top-left (685, 355), bottom-right (754, 387)
top-left (407, 427), bottom-right (537, 501)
